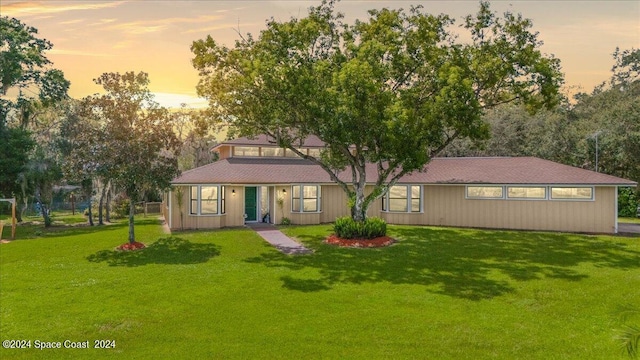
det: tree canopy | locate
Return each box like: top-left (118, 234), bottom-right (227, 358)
top-left (192, 0), bottom-right (563, 220)
top-left (84, 72), bottom-right (181, 242)
top-left (0, 16), bottom-right (69, 126)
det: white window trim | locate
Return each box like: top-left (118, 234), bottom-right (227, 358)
top-left (381, 185), bottom-right (423, 213)
top-left (189, 185), bottom-right (226, 216)
top-left (291, 184), bottom-right (322, 213)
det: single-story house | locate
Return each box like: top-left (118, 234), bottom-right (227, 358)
top-left (165, 135), bottom-right (637, 234)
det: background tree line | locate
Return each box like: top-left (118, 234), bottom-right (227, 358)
top-left (442, 48), bottom-right (640, 216)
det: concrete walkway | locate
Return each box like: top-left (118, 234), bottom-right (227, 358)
top-left (246, 223), bottom-right (312, 255)
top-left (619, 223), bottom-right (640, 236)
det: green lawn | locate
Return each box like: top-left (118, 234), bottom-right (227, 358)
top-left (1, 220), bottom-right (639, 359)
top-left (620, 217), bottom-right (640, 224)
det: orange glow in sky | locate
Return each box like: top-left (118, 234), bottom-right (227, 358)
top-left (3, 0), bottom-right (639, 108)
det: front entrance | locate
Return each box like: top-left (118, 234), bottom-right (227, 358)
top-left (244, 187), bottom-right (258, 222)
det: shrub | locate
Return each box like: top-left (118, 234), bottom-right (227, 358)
top-left (333, 216), bottom-right (387, 239)
top-left (112, 198), bottom-right (144, 219)
top-left (280, 217), bottom-right (291, 225)
top-left (618, 187), bottom-right (639, 218)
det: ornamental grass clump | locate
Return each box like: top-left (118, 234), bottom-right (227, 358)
top-left (333, 216), bottom-right (387, 239)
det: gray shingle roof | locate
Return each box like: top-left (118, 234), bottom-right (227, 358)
top-left (173, 156), bottom-right (637, 186)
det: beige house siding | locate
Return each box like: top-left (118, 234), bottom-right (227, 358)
top-left (216, 146), bottom-right (231, 160)
top-left (168, 184), bottom-right (617, 234)
top-left (421, 185), bottom-right (616, 233)
top-left (320, 185), bottom-right (349, 222)
top-left (169, 185), bottom-right (245, 230)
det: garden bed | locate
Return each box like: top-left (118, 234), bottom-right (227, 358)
top-left (116, 241), bottom-right (146, 251)
top-left (325, 234), bottom-right (395, 248)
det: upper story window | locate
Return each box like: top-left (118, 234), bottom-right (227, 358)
top-left (231, 146), bottom-right (323, 159)
top-left (307, 148), bottom-right (321, 158)
top-left (382, 185), bottom-right (422, 212)
top-left (261, 147), bottom-right (285, 157)
top-left (233, 146), bottom-right (260, 157)
top-left (190, 185), bottom-right (226, 215)
top-left (292, 185), bottom-right (321, 212)
top-left (284, 148), bottom-right (305, 157)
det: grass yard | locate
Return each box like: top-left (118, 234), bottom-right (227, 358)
top-left (620, 217), bottom-right (640, 224)
top-left (1, 220), bottom-right (639, 359)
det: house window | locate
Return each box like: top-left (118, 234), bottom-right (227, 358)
top-left (466, 186), bottom-right (504, 199)
top-left (382, 185), bottom-right (422, 212)
top-left (291, 185), bottom-right (321, 212)
top-left (307, 148), bottom-right (321, 158)
top-left (285, 148), bottom-right (304, 158)
top-left (550, 187), bottom-right (593, 200)
top-left (507, 187), bottom-right (546, 199)
top-left (234, 146), bottom-right (260, 157)
top-left (261, 147), bottom-right (284, 157)
top-left (189, 185), bottom-right (226, 215)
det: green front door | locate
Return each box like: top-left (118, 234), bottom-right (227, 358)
top-left (244, 187), bottom-right (258, 222)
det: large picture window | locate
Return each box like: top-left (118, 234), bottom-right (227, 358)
top-left (382, 185), bottom-right (421, 212)
top-left (189, 185), bottom-right (226, 215)
top-left (291, 185), bottom-right (321, 212)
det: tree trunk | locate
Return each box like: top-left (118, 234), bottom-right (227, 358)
top-left (41, 203), bottom-right (52, 227)
top-left (84, 182), bottom-right (94, 226)
top-left (105, 183), bottom-right (111, 223)
top-left (35, 188), bottom-right (52, 227)
top-left (86, 200), bottom-right (94, 226)
top-left (15, 194), bottom-right (25, 223)
top-left (98, 183), bottom-right (107, 225)
top-left (351, 183), bottom-right (367, 222)
top-left (128, 199), bottom-right (135, 244)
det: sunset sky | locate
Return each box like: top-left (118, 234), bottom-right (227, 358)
top-left (2, 0), bottom-right (639, 108)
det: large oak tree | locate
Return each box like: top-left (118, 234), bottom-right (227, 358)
top-left (192, 1), bottom-right (563, 221)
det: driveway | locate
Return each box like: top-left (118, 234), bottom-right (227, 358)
top-left (618, 222), bottom-right (640, 235)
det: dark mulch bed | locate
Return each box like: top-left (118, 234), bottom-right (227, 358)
top-left (325, 235), bottom-right (395, 248)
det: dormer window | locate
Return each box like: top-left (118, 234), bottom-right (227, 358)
top-left (261, 148), bottom-right (285, 157)
top-left (233, 146), bottom-right (260, 157)
top-left (231, 146), bottom-right (320, 158)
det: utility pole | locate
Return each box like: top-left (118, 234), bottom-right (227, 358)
top-left (591, 131), bottom-right (602, 173)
